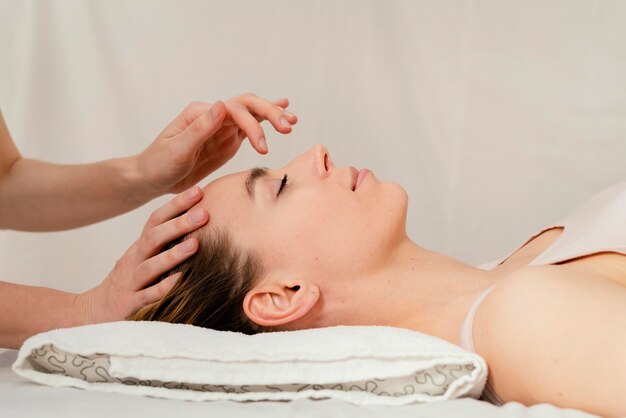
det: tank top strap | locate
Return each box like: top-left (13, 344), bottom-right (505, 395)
top-left (459, 283), bottom-right (504, 406)
top-left (458, 284), bottom-right (497, 353)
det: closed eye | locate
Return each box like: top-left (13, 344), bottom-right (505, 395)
top-left (277, 174), bottom-right (288, 197)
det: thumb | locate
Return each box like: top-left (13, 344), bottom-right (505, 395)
top-left (174, 101), bottom-right (226, 157)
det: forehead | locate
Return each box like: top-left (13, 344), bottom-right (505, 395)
top-left (193, 170), bottom-right (259, 235)
top-left (202, 170), bottom-right (246, 199)
top-left (200, 169), bottom-right (246, 209)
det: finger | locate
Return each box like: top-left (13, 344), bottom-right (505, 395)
top-left (161, 101), bottom-right (214, 137)
top-left (178, 101), bottom-right (214, 127)
top-left (272, 98), bottom-right (298, 124)
top-left (273, 98), bottom-right (289, 108)
top-left (143, 186), bottom-right (204, 232)
top-left (140, 206), bottom-right (208, 260)
top-left (241, 95), bottom-right (298, 133)
top-left (186, 137), bottom-right (243, 185)
top-left (172, 101), bottom-right (227, 159)
top-left (252, 110), bottom-right (298, 127)
top-left (226, 102), bottom-right (269, 154)
top-left (135, 272), bottom-right (182, 308)
top-left (134, 238), bottom-right (198, 291)
top-left (230, 94), bottom-right (294, 123)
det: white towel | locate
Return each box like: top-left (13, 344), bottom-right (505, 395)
top-left (13, 321), bottom-right (488, 405)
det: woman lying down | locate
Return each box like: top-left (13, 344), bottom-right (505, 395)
top-left (128, 144), bottom-right (626, 417)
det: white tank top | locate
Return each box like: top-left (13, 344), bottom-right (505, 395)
top-left (459, 181), bottom-right (626, 405)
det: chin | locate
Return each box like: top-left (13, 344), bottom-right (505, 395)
top-left (382, 181), bottom-right (409, 210)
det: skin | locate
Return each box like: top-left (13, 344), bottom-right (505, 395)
top-left (0, 94), bottom-right (296, 231)
top-left (195, 144), bottom-right (505, 345)
top-left (195, 147), bottom-right (626, 416)
top-left (0, 92), bottom-right (298, 349)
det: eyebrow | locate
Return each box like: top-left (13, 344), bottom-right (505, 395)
top-left (245, 167), bottom-right (270, 200)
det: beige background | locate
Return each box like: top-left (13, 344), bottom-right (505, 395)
top-left (1, 0), bottom-right (625, 294)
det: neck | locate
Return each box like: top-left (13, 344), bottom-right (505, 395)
top-left (325, 238), bottom-right (502, 346)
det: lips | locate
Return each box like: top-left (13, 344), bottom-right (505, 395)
top-left (350, 167), bottom-right (372, 191)
top-left (355, 169), bottom-right (372, 190)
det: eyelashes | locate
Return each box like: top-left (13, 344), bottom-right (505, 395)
top-left (276, 174), bottom-right (288, 197)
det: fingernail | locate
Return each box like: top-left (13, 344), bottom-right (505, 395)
top-left (284, 111), bottom-right (295, 118)
top-left (188, 209), bottom-right (205, 223)
top-left (210, 102), bottom-right (221, 119)
top-left (259, 136), bottom-right (267, 152)
top-left (185, 187), bottom-right (199, 201)
top-left (280, 116), bottom-right (291, 128)
top-left (180, 240), bottom-right (195, 253)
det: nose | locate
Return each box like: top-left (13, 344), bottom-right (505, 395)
top-left (284, 144), bottom-right (332, 180)
top-left (312, 144), bottom-right (331, 178)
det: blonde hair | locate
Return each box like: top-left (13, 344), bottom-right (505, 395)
top-left (127, 228), bottom-right (275, 334)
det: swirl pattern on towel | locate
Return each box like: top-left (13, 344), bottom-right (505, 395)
top-left (28, 344), bottom-right (476, 398)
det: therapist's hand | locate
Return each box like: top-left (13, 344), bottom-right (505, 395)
top-left (76, 186), bottom-right (208, 324)
top-left (133, 93), bottom-right (298, 197)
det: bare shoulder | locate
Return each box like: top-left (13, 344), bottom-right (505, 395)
top-left (474, 266), bottom-right (626, 417)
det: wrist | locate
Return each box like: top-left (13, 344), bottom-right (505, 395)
top-left (73, 291), bottom-right (92, 327)
top-left (74, 285), bottom-right (110, 326)
top-left (113, 155), bottom-right (162, 205)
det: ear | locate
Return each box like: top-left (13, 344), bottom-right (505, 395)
top-left (242, 278), bottom-right (320, 328)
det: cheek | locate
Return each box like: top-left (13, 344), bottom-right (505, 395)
top-left (294, 184), bottom-right (408, 264)
top-left (243, 184), bottom-right (406, 273)
top-left (263, 194), bottom-right (365, 268)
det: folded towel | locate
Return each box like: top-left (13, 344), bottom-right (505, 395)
top-left (13, 321), bottom-right (488, 405)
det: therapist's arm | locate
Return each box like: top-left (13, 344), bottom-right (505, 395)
top-left (0, 281), bottom-right (84, 349)
top-left (0, 107), bottom-right (223, 232)
top-left (0, 108), bottom-right (204, 231)
top-left (0, 187), bottom-right (208, 349)
top-left (0, 95), bottom-right (297, 231)
top-left (0, 156), bottom-right (151, 232)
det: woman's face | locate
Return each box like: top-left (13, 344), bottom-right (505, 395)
top-left (196, 144), bottom-right (408, 287)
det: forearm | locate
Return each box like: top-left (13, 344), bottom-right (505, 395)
top-left (0, 157), bottom-right (157, 231)
top-left (0, 281), bottom-right (86, 349)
